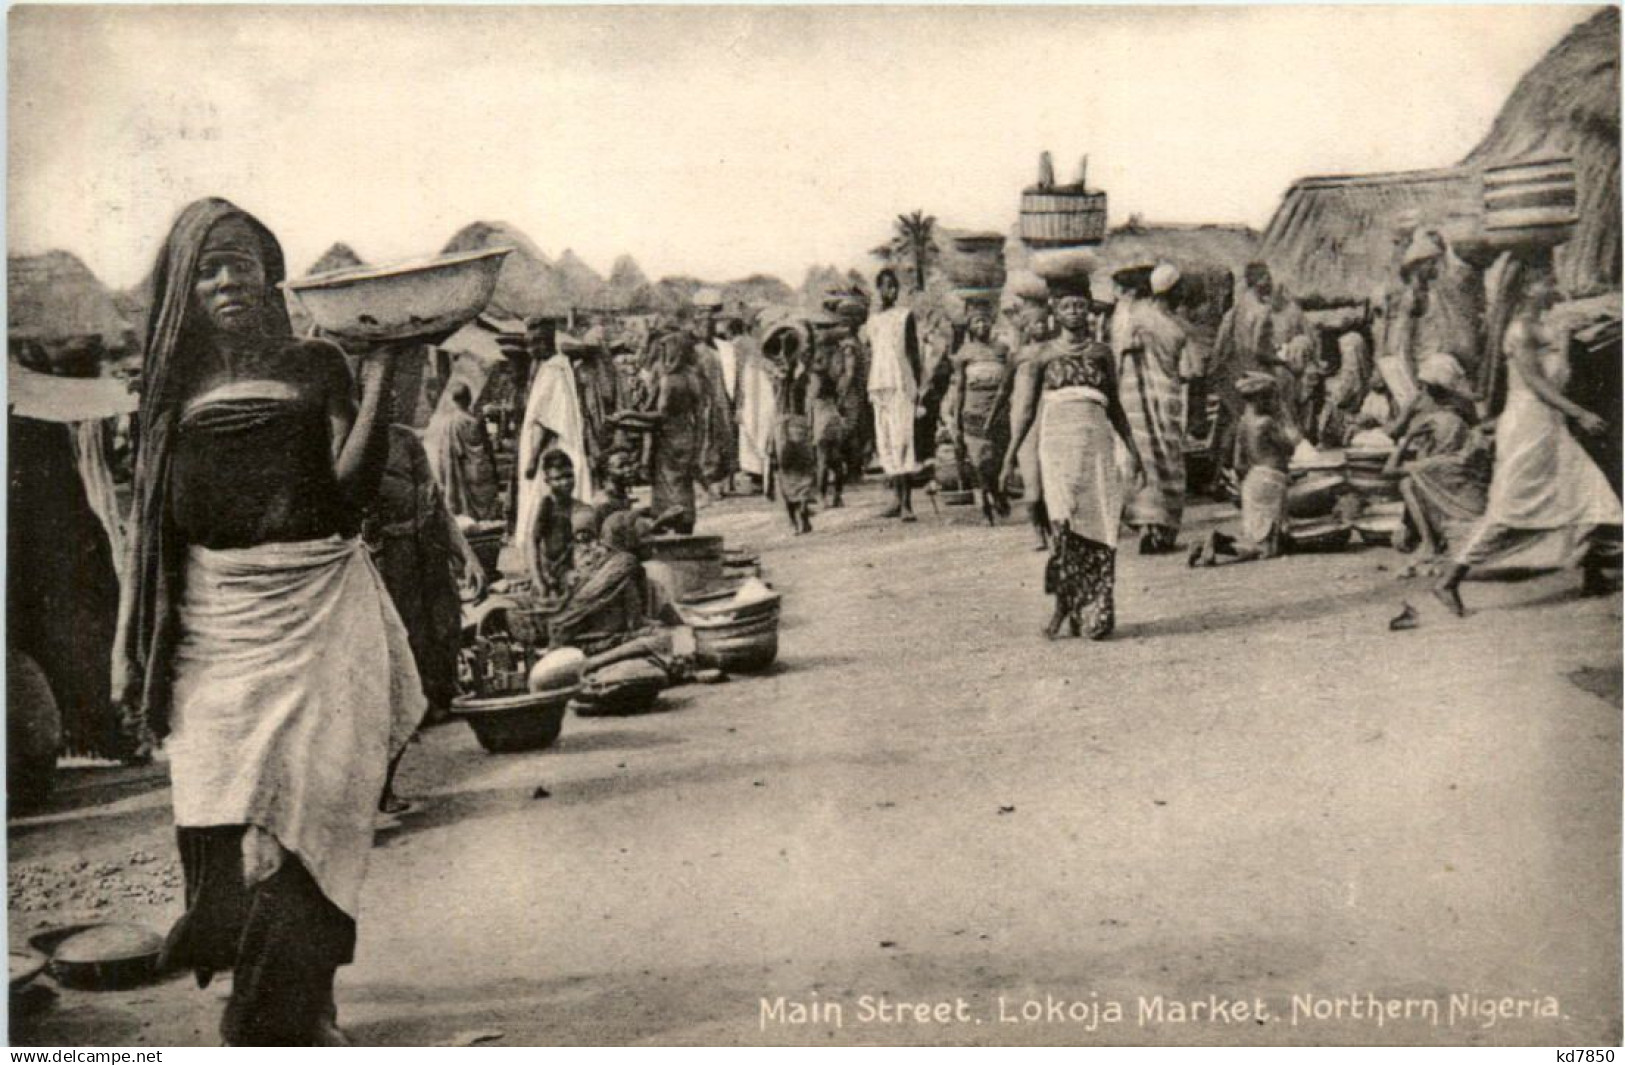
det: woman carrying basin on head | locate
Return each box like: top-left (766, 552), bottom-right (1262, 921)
top-left (114, 198), bottom-right (425, 1046)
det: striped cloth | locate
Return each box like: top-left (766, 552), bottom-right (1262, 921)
top-left (1118, 303), bottom-right (1189, 531)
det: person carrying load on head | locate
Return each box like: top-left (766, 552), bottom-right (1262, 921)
top-left (1118, 262), bottom-right (1196, 554)
top-left (113, 198), bottom-right (425, 1046)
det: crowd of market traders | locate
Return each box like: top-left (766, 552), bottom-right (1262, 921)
top-left (424, 225), bottom-right (1620, 645)
top-left (6, 194), bottom-right (1620, 1045)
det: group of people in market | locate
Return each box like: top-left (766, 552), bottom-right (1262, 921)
top-left (791, 230), bottom-right (1619, 643)
top-left (957, 232), bottom-right (1620, 636)
top-left (91, 193), bottom-right (1620, 1048)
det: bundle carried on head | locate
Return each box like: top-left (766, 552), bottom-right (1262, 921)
top-left (939, 231), bottom-right (1007, 291)
top-left (1028, 246), bottom-right (1099, 285)
top-left (1003, 269), bottom-right (1049, 304)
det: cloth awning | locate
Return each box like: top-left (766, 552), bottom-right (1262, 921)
top-left (8, 361), bottom-right (139, 423)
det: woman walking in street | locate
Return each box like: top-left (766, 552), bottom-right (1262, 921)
top-left (993, 273), bottom-right (1056, 549)
top-left (1002, 274), bottom-right (1144, 640)
top-left (1118, 263), bottom-right (1196, 554)
top-left (114, 198), bottom-right (424, 1045)
top-left (1434, 271), bottom-right (1620, 614)
top-left (950, 308), bottom-right (1011, 524)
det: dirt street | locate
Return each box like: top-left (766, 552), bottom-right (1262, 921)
top-left (9, 481), bottom-right (1621, 1046)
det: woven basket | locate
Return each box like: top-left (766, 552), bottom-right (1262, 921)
top-left (1020, 187), bottom-right (1108, 247)
top-left (1483, 157), bottom-right (1577, 233)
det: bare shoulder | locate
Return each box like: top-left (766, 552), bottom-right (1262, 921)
top-left (274, 337), bottom-right (353, 394)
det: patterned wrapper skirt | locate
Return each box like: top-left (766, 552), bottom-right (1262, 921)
top-left (1045, 527), bottom-right (1116, 639)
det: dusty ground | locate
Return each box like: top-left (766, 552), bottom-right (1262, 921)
top-left (9, 479), bottom-right (1622, 1046)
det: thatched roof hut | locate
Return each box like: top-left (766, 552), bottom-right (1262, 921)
top-left (8, 251), bottom-right (133, 348)
top-left (1464, 6), bottom-right (1619, 296)
top-left (1262, 7), bottom-right (1619, 303)
top-left (442, 220), bottom-right (574, 319)
top-left (1258, 167), bottom-right (1479, 305)
top-left (304, 242), bottom-right (365, 277)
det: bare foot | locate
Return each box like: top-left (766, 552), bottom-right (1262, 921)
top-left (880, 504), bottom-right (901, 519)
top-left (313, 1018), bottom-right (355, 1047)
top-left (1431, 583), bottom-right (1466, 618)
top-left (900, 510), bottom-right (918, 523)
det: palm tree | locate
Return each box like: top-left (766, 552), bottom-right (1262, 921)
top-left (890, 211), bottom-right (939, 292)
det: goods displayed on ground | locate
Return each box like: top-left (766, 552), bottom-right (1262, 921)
top-left (573, 659), bottom-right (668, 717)
top-left (1286, 444), bottom-right (1406, 546)
top-left (641, 534), bottom-right (727, 603)
top-left (679, 578), bottom-right (782, 674)
top-left (31, 923), bottom-right (164, 991)
top-left (448, 523), bottom-right (781, 749)
top-left (447, 645), bottom-right (583, 754)
top-left (450, 688), bottom-right (572, 753)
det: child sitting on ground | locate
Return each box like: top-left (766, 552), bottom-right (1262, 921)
top-left (1190, 371), bottom-right (1298, 567)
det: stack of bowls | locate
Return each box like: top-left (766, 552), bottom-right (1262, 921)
top-left (682, 580), bottom-right (782, 674)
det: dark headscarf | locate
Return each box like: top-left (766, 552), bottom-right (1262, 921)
top-left (116, 198), bottom-right (291, 738)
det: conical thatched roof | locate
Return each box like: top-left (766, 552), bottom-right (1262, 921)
top-left (553, 249), bottom-right (607, 309)
top-left (607, 254), bottom-right (649, 291)
top-left (1261, 7), bottom-right (1619, 303)
top-left (442, 220), bottom-right (572, 318)
top-left (650, 276), bottom-right (704, 313)
top-left (304, 242), bottom-right (365, 277)
top-left (8, 251), bottom-right (132, 347)
top-left (604, 255), bottom-right (655, 311)
top-left (721, 274), bottom-right (794, 310)
top-left (1464, 6), bottom-right (1619, 295)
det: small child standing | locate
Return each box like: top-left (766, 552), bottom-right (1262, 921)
top-left (1190, 371), bottom-right (1298, 566)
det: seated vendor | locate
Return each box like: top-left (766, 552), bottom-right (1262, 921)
top-left (593, 447), bottom-right (638, 528)
top-left (1190, 371), bottom-right (1298, 567)
top-left (547, 510), bottom-right (693, 679)
top-left (1346, 376), bottom-right (1397, 449)
top-left (1379, 355), bottom-right (1488, 558)
top-left (1383, 357), bottom-right (1478, 472)
top-left (534, 449), bottom-right (596, 598)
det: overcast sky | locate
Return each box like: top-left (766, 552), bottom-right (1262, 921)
top-left (8, 4), bottom-right (1595, 290)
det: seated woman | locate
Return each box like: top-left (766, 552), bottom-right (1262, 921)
top-left (546, 511), bottom-right (692, 679)
top-left (1384, 352), bottom-right (1477, 441)
top-left (1382, 355), bottom-right (1486, 556)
